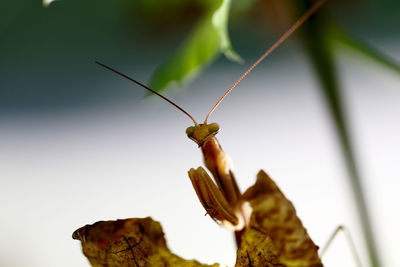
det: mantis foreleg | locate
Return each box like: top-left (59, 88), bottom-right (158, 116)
top-left (188, 167), bottom-right (245, 231)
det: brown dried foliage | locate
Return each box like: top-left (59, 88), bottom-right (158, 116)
top-left (73, 217), bottom-right (218, 267)
top-left (74, 171), bottom-right (322, 267)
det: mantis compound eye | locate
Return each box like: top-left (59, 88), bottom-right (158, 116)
top-left (186, 126), bottom-right (195, 137)
top-left (208, 123), bottom-right (220, 133)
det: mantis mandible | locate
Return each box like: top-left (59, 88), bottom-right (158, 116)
top-left (94, 1), bottom-right (351, 266)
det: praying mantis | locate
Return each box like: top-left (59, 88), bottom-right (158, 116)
top-left (95, 0), bottom-right (363, 266)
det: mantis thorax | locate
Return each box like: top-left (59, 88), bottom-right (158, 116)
top-left (186, 122), bottom-right (219, 146)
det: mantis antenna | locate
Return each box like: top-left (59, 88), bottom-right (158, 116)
top-left (204, 0), bottom-right (327, 123)
top-left (95, 61), bottom-right (198, 125)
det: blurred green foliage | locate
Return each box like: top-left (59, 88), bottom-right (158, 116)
top-left (328, 25), bottom-right (400, 74)
top-left (140, 0), bottom-right (399, 93)
top-left (147, 0), bottom-right (242, 92)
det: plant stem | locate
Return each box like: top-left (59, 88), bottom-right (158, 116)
top-left (297, 2), bottom-right (383, 267)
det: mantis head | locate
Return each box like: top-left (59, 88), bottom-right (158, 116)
top-left (186, 122), bottom-right (220, 146)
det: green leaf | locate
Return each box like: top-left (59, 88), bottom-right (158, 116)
top-left (148, 0), bottom-right (242, 92)
top-left (212, 0), bottom-right (243, 63)
top-left (328, 24), bottom-right (400, 74)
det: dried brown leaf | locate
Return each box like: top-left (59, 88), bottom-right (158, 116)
top-left (73, 217), bottom-right (218, 267)
top-left (235, 226), bottom-right (284, 267)
top-left (239, 170), bottom-right (323, 267)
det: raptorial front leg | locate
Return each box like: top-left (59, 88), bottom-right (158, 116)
top-left (188, 167), bottom-right (245, 231)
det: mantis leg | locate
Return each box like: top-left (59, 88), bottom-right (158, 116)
top-left (320, 225), bottom-right (363, 267)
top-left (188, 167), bottom-right (244, 231)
